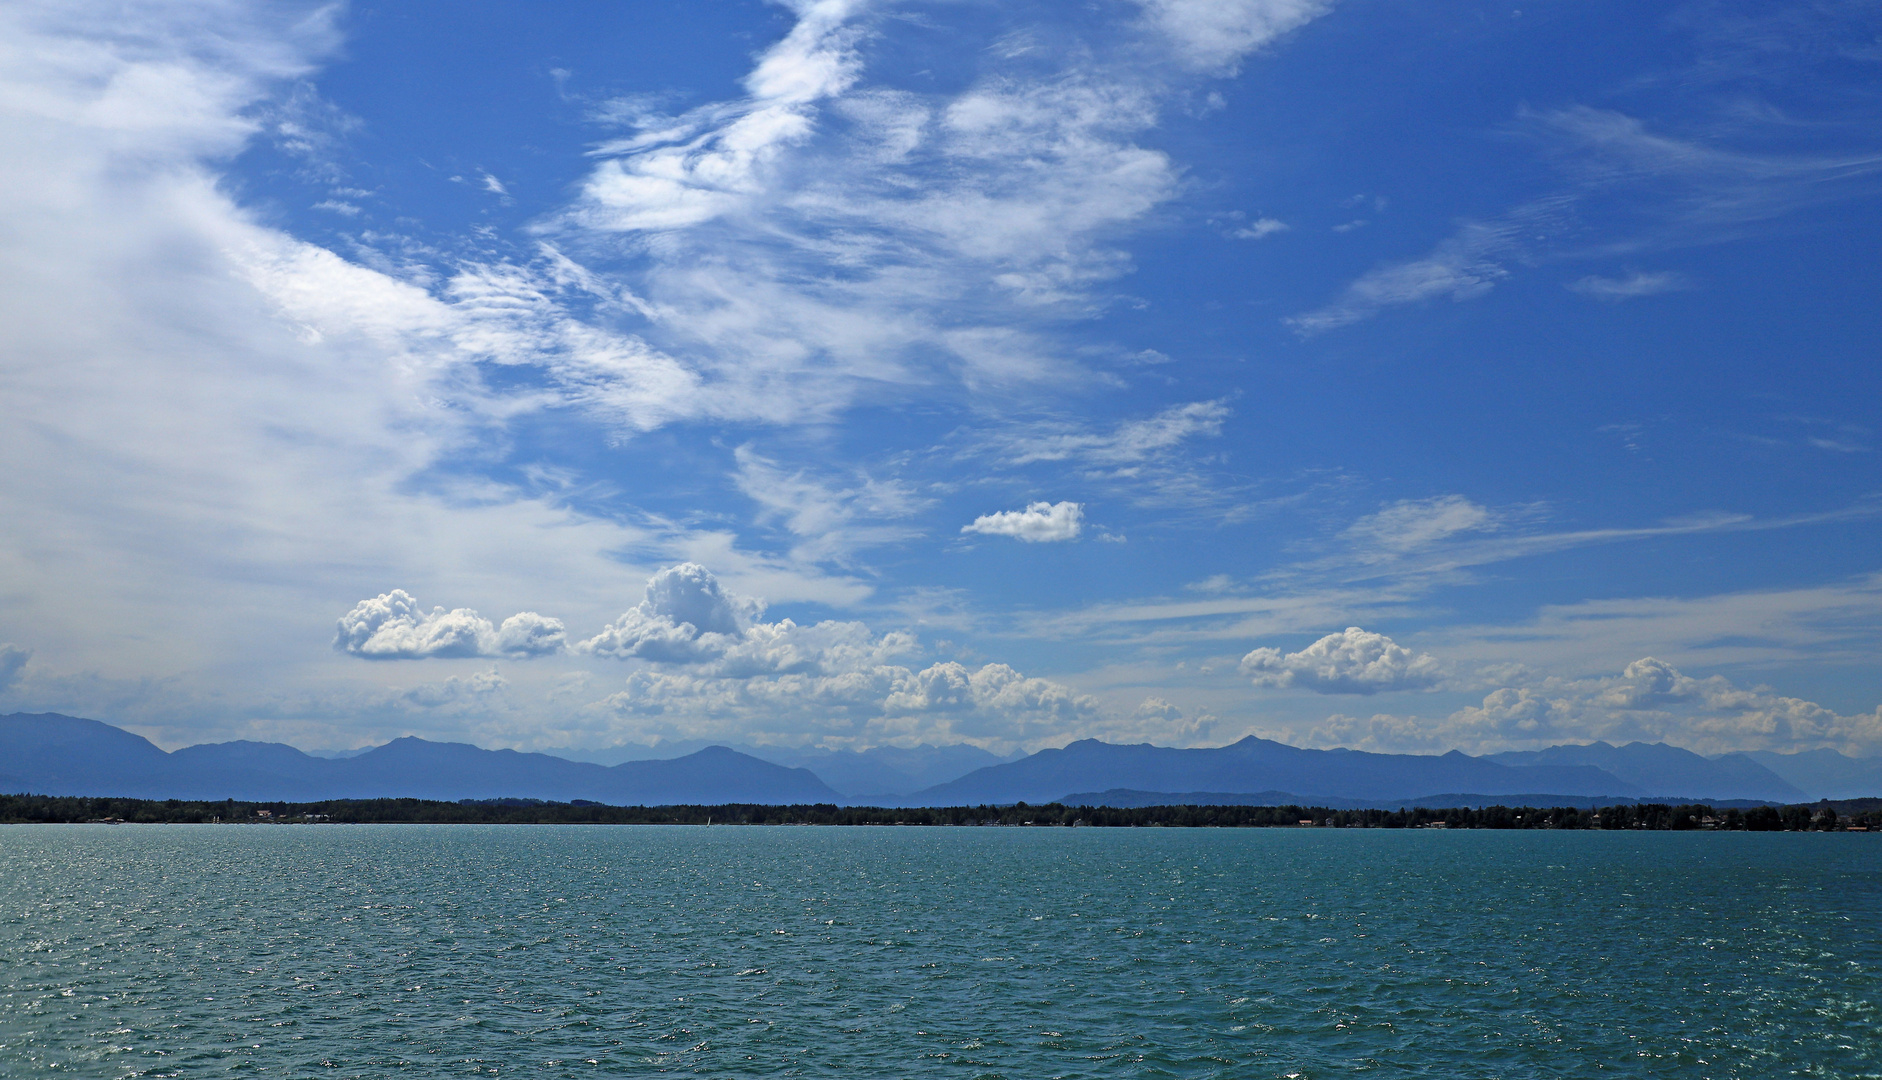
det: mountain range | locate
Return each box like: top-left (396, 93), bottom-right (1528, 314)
top-left (901, 736), bottom-right (1805, 806)
top-left (0, 714), bottom-right (839, 805)
top-left (1, 712), bottom-right (1872, 807)
top-left (557, 739), bottom-right (1021, 800)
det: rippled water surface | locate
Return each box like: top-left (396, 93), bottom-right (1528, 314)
top-left (0, 826), bottom-right (1877, 1077)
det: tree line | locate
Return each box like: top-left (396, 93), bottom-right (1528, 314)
top-left (0, 793), bottom-right (1876, 830)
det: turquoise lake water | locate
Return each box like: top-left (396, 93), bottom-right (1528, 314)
top-left (0, 825), bottom-right (1876, 1077)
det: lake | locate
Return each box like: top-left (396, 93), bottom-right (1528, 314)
top-left (0, 825), bottom-right (1876, 1077)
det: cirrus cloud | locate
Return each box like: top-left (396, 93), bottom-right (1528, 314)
top-left (1136, 0), bottom-right (1332, 74)
top-left (1568, 270), bottom-right (1692, 301)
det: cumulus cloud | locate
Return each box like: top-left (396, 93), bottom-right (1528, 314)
top-left (334, 591), bottom-right (567, 659)
top-left (576, 562), bottom-right (919, 681)
top-left (886, 662), bottom-right (1083, 720)
top-left (493, 612), bottom-right (569, 657)
top-left (1480, 656), bottom-right (1882, 754)
top-left (578, 563), bottom-right (763, 663)
top-left (961, 501), bottom-right (1085, 542)
top-left (597, 657), bottom-right (1100, 750)
top-left (1133, 696), bottom-right (1186, 723)
top-left (1293, 657), bottom-right (1882, 757)
top-left (1110, 695), bottom-right (1218, 743)
top-left (1241, 627), bottom-right (1448, 694)
top-left (564, 561), bottom-right (1104, 748)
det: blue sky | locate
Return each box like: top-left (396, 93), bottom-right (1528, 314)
top-left (2, 0), bottom-right (1879, 758)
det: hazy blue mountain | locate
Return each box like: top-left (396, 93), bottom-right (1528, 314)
top-left (332, 737), bottom-right (619, 801)
top-left (606, 746), bottom-right (841, 805)
top-left (166, 740), bottom-right (343, 801)
top-left (1485, 742), bottom-right (1802, 802)
top-left (0, 714), bottom-right (839, 804)
top-left (742, 743), bottom-right (1016, 798)
top-left (564, 741), bottom-right (1016, 796)
top-left (319, 739), bottom-right (839, 804)
top-left (303, 746), bottom-right (376, 760)
top-left (565, 739), bottom-right (722, 766)
top-left (2, 714), bottom-right (1820, 808)
top-left (1056, 789), bottom-right (1755, 811)
top-left (1724, 749), bottom-right (1880, 801)
top-left (1059, 789), bottom-right (1366, 810)
top-left (0, 713), bottom-right (180, 799)
top-left (910, 737), bottom-right (1644, 807)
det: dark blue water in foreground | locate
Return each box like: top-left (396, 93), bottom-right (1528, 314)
top-left (0, 826), bottom-right (1876, 1078)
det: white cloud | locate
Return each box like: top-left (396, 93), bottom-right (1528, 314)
top-left (334, 591), bottom-right (567, 659)
top-left (1287, 218), bottom-right (1524, 334)
top-left (1241, 627), bottom-right (1447, 694)
top-left (1293, 498), bottom-right (1875, 589)
top-left (732, 446), bottom-right (927, 565)
top-left (577, 561), bottom-right (912, 677)
top-left (1232, 217), bottom-right (1289, 239)
top-left (0, 0), bottom-right (784, 714)
top-left (0, 0), bottom-right (1164, 753)
top-left (401, 667), bottom-right (508, 709)
top-left (559, 560), bottom-right (1103, 750)
top-left (1568, 270), bottom-right (1692, 300)
top-left (1342, 495), bottom-right (1498, 556)
top-left (1307, 657), bottom-right (1882, 757)
top-left (1136, 0), bottom-right (1332, 74)
top-left (524, 0), bottom-right (1337, 429)
top-left (1015, 502), bottom-right (1882, 665)
top-left (578, 563), bottom-right (763, 663)
top-left (494, 612), bottom-right (569, 657)
top-left (596, 657), bottom-right (1101, 751)
top-left (638, 561), bottom-right (755, 635)
top-left (1292, 104), bottom-right (1882, 334)
top-left (997, 401), bottom-right (1231, 466)
top-left (568, 2), bottom-right (864, 234)
top-left (951, 400), bottom-right (1245, 520)
top-left (1134, 696), bottom-right (1185, 722)
top-left (962, 501), bottom-right (1085, 542)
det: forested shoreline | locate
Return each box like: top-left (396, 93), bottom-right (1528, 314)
top-left (1, 793), bottom-right (1877, 830)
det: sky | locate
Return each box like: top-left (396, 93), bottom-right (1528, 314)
top-left (2, 0), bottom-right (1880, 760)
